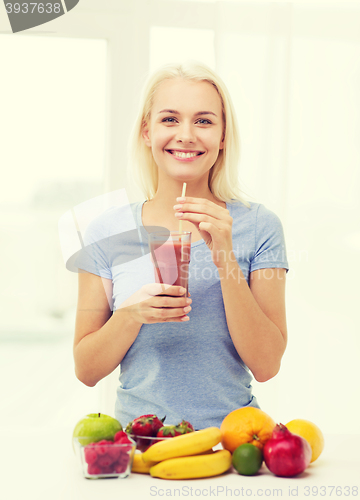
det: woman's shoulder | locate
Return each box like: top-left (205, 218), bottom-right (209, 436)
top-left (227, 199), bottom-right (260, 219)
top-left (229, 199), bottom-right (285, 237)
top-left (229, 199), bottom-right (281, 220)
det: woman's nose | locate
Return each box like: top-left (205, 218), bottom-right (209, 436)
top-left (176, 123), bottom-right (195, 143)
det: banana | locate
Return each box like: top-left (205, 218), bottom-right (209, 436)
top-left (194, 448), bottom-right (215, 455)
top-left (131, 453), bottom-right (157, 474)
top-left (150, 449), bottom-right (232, 479)
top-left (142, 427), bottom-right (222, 463)
top-left (132, 446), bottom-right (214, 473)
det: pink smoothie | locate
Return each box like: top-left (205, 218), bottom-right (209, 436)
top-left (151, 238), bottom-right (191, 295)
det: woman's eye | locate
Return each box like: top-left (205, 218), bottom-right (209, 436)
top-left (162, 117), bottom-right (177, 123)
top-left (197, 119), bottom-right (212, 125)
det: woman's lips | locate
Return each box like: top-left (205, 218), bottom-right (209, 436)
top-left (166, 150), bottom-right (205, 162)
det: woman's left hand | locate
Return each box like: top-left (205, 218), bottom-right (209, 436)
top-left (174, 197), bottom-right (234, 268)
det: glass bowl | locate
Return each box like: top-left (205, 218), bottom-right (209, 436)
top-left (128, 433), bottom-right (170, 452)
top-left (73, 436), bottom-right (136, 479)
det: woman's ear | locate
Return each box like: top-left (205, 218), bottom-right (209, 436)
top-left (142, 121), bottom-right (151, 147)
top-left (219, 134), bottom-right (225, 150)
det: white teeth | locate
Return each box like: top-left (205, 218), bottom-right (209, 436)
top-left (172, 151), bottom-right (199, 158)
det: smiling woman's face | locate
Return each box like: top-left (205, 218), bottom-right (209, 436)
top-left (142, 78), bottom-right (225, 184)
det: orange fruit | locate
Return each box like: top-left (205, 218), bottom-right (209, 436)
top-left (220, 407), bottom-right (275, 453)
top-left (286, 419), bottom-right (324, 462)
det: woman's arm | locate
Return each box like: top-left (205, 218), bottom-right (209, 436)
top-left (74, 272), bottom-right (192, 387)
top-left (217, 262), bottom-right (287, 382)
top-left (73, 272), bottom-right (143, 387)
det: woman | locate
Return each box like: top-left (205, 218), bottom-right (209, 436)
top-left (73, 61), bottom-right (289, 430)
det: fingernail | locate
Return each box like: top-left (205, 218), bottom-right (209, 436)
top-left (180, 287), bottom-right (186, 294)
top-left (174, 212), bottom-right (183, 218)
top-left (176, 197), bottom-right (185, 202)
top-left (181, 316), bottom-right (189, 321)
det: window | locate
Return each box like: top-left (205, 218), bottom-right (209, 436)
top-left (0, 35), bottom-right (107, 340)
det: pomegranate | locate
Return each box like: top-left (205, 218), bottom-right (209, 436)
top-left (263, 423), bottom-right (312, 477)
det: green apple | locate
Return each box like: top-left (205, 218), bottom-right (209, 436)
top-left (73, 413), bottom-right (122, 446)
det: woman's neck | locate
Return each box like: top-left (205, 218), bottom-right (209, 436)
top-left (147, 180), bottom-right (221, 213)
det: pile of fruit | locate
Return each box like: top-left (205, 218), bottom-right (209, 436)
top-left (221, 408), bottom-right (324, 478)
top-left (123, 414), bottom-right (229, 478)
top-left (136, 426), bottom-right (231, 479)
top-left (72, 413), bottom-right (135, 477)
top-left (72, 409), bottom-right (325, 480)
top-left (83, 431), bottom-right (133, 476)
top-left (125, 414), bottom-right (195, 452)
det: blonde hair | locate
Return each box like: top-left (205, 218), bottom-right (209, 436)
top-left (128, 61), bottom-right (249, 206)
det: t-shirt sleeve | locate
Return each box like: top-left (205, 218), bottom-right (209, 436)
top-left (73, 212), bottom-right (112, 279)
top-left (250, 204), bottom-right (289, 273)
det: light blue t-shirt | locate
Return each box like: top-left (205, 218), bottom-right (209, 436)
top-left (75, 199), bottom-right (289, 430)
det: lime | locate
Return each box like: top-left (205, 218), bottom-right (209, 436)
top-left (232, 443), bottom-right (263, 476)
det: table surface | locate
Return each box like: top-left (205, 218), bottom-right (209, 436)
top-left (2, 428), bottom-right (359, 500)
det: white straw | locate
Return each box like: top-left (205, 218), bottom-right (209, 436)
top-left (178, 183), bottom-right (187, 234)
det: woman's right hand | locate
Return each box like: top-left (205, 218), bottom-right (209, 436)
top-left (118, 284), bottom-right (192, 325)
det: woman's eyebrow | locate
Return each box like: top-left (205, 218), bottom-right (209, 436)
top-left (158, 109), bottom-right (217, 117)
